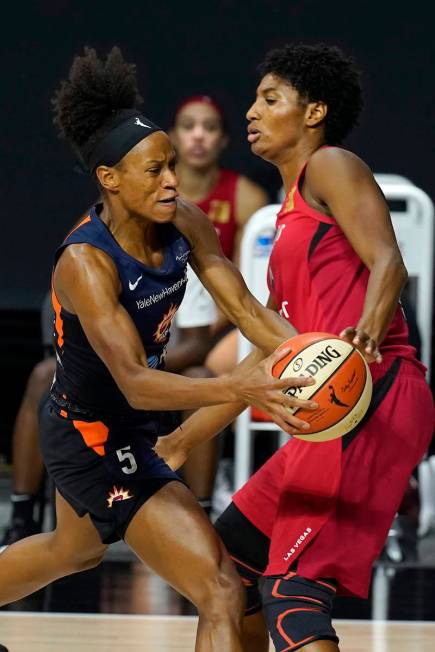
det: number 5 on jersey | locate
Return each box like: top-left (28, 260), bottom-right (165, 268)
top-left (116, 446), bottom-right (138, 474)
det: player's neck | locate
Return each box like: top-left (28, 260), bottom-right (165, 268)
top-left (277, 140), bottom-right (324, 192)
top-left (100, 203), bottom-right (163, 265)
top-left (177, 162), bottom-right (220, 202)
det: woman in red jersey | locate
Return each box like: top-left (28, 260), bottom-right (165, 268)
top-left (171, 95), bottom-right (268, 265)
top-left (167, 96), bottom-right (268, 514)
top-left (156, 44), bottom-right (434, 651)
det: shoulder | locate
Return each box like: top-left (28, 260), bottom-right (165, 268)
top-left (235, 175), bottom-right (269, 225)
top-left (306, 147), bottom-right (374, 186)
top-left (56, 243), bottom-right (119, 285)
top-left (54, 243), bottom-right (121, 311)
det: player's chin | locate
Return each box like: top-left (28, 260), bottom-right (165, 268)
top-left (155, 200), bottom-right (178, 221)
top-left (250, 141), bottom-right (275, 163)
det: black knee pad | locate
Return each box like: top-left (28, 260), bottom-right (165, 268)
top-left (262, 574), bottom-right (339, 651)
top-left (215, 502), bottom-right (270, 615)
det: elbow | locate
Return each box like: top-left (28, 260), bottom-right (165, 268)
top-left (374, 250), bottom-right (408, 288)
top-left (119, 374), bottom-right (149, 411)
top-left (125, 391), bottom-right (142, 411)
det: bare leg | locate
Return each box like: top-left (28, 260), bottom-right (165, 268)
top-left (2, 358), bottom-right (56, 546)
top-left (181, 332), bottom-right (238, 511)
top-left (243, 611), bottom-right (270, 651)
top-left (0, 490), bottom-right (107, 605)
top-left (125, 481), bottom-right (245, 652)
top-left (12, 358), bottom-right (55, 494)
top-left (181, 366), bottom-right (221, 513)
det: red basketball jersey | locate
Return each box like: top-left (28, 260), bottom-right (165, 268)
top-left (267, 162), bottom-right (422, 370)
top-left (233, 156), bottom-right (433, 597)
top-left (196, 169), bottom-right (239, 260)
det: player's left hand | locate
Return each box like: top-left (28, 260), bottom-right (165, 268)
top-left (154, 429), bottom-right (187, 471)
top-left (340, 326), bottom-right (382, 364)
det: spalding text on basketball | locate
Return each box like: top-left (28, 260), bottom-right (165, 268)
top-left (304, 345), bottom-right (342, 376)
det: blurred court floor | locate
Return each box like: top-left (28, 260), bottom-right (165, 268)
top-left (1, 614), bottom-right (435, 651)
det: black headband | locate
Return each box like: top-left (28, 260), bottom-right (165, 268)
top-left (82, 111), bottom-right (162, 173)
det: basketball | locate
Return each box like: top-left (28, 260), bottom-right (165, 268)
top-left (273, 332), bottom-right (373, 442)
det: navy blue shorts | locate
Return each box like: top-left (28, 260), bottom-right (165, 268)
top-left (39, 399), bottom-right (182, 543)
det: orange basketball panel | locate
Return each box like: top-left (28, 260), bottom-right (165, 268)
top-left (294, 349), bottom-right (367, 433)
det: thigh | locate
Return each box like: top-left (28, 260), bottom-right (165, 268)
top-left (124, 481), bottom-right (240, 603)
top-left (53, 490), bottom-right (108, 561)
top-left (262, 574), bottom-right (338, 651)
top-left (232, 444), bottom-right (288, 538)
top-left (40, 403), bottom-right (182, 545)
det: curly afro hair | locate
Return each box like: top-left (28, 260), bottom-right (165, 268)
top-left (258, 43), bottom-right (363, 144)
top-left (52, 46), bottom-right (143, 163)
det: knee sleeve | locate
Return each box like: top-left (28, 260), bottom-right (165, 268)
top-left (262, 574), bottom-right (339, 651)
top-left (215, 502), bottom-right (270, 615)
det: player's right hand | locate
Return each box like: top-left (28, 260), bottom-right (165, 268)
top-left (230, 346), bottom-right (318, 435)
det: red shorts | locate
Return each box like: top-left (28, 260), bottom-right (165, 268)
top-left (233, 357), bottom-right (434, 598)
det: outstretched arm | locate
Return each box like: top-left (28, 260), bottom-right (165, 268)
top-left (156, 345), bottom-right (316, 470)
top-left (176, 198), bottom-right (297, 355)
top-left (54, 244), bottom-right (313, 428)
top-left (155, 295), bottom-right (317, 470)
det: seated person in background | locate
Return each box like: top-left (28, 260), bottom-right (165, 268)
top-left (1, 292), bottom-right (54, 545)
top-left (167, 95), bottom-right (268, 513)
top-left (1, 212), bottom-right (98, 545)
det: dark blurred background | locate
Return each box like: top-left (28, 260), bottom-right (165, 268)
top-left (1, 0), bottom-right (434, 455)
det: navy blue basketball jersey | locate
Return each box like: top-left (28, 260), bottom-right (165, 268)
top-left (51, 204), bottom-right (190, 421)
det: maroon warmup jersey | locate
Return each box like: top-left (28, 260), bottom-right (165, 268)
top-left (233, 157), bottom-right (433, 597)
top-left (196, 169), bottom-right (239, 260)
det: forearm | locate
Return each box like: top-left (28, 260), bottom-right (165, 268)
top-left (159, 349), bottom-right (264, 454)
top-left (236, 300), bottom-right (297, 354)
top-left (357, 255), bottom-right (408, 344)
top-left (126, 367), bottom-right (237, 411)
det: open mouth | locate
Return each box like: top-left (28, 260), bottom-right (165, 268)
top-left (158, 197), bottom-right (177, 205)
top-left (247, 126), bottom-right (261, 143)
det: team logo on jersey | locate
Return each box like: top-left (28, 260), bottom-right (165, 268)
top-left (107, 486), bottom-right (134, 508)
top-left (134, 117), bottom-right (151, 128)
top-left (129, 274), bottom-right (143, 291)
top-left (208, 200), bottom-right (230, 224)
top-left (283, 526), bottom-right (312, 561)
top-left (284, 187), bottom-right (296, 213)
top-left (175, 248), bottom-right (190, 265)
top-left (147, 354), bottom-right (159, 369)
top-left (154, 303), bottom-right (177, 343)
top-left (136, 272), bottom-right (187, 310)
top-left (279, 300), bottom-right (289, 319)
top-left (274, 223), bottom-right (286, 244)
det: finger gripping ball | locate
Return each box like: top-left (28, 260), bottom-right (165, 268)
top-left (273, 332), bottom-right (372, 442)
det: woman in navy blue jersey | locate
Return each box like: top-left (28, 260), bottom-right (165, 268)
top-left (0, 47), bottom-right (315, 652)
